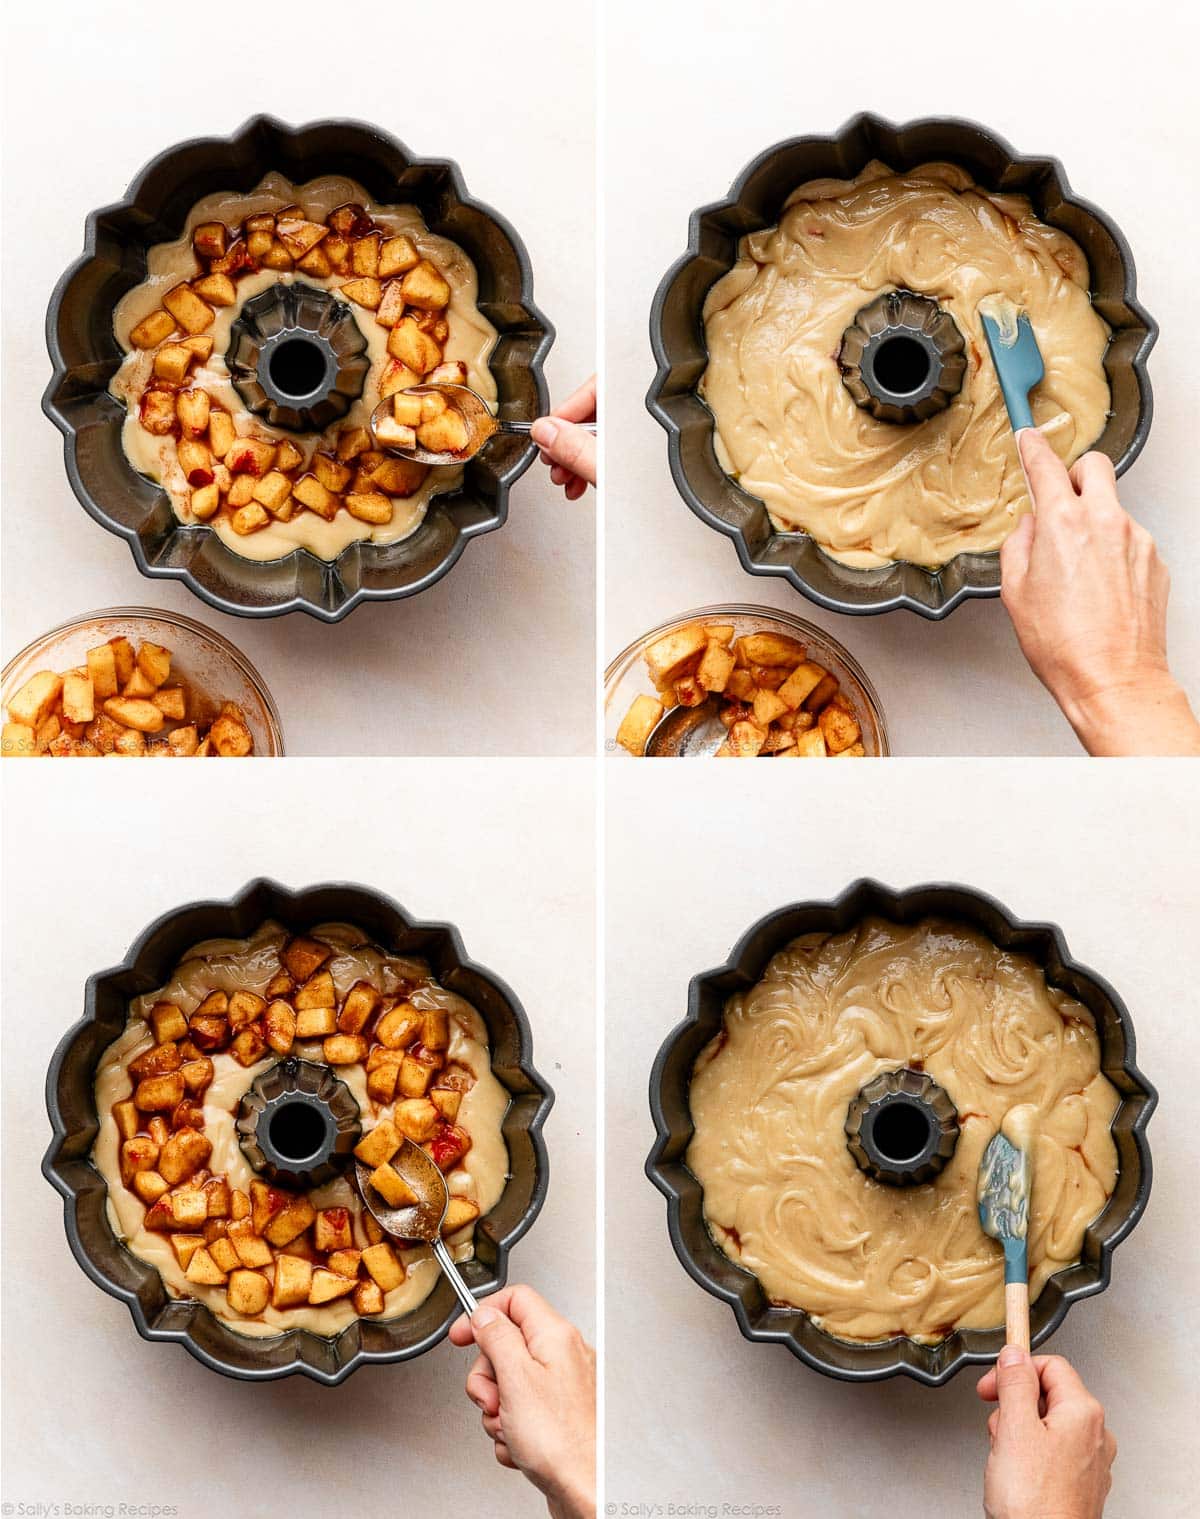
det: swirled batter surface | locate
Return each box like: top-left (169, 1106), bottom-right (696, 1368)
top-left (701, 162), bottom-right (1112, 568)
top-left (687, 918), bottom-right (1118, 1342)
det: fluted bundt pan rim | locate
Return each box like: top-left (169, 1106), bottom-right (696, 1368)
top-left (646, 111), bottom-right (1157, 620)
top-left (646, 878), bottom-right (1156, 1385)
top-left (43, 878), bottom-right (554, 1384)
top-left (42, 114), bottom-right (554, 622)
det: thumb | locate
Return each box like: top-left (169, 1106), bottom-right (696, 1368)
top-left (531, 417), bottom-right (596, 485)
top-left (1017, 427), bottom-right (1072, 511)
top-left (993, 1345), bottom-right (1042, 1442)
top-left (469, 1303), bottom-right (533, 1382)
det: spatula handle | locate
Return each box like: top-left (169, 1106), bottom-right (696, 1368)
top-left (1005, 1281), bottom-right (1030, 1353)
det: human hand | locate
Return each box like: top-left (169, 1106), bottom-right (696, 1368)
top-left (449, 1285), bottom-right (596, 1519)
top-left (1001, 427), bottom-right (1200, 755)
top-left (976, 1347), bottom-right (1115, 1519)
top-left (531, 375), bottom-right (596, 498)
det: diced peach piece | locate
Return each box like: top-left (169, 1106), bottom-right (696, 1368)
top-left (154, 344), bottom-right (193, 385)
top-left (295, 1005), bottom-right (337, 1039)
top-left (344, 492), bottom-right (393, 525)
top-left (271, 1253), bottom-right (313, 1309)
top-left (292, 473), bottom-right (339, 520)
top-left (354, 1279), bottom-right (386, 1316)
top-left (335, 426), bottom-right (372, 463)
top-left (112, 1099), bottom-right (140, 1141)
top-left (171, 1190), bottom-right (209, 1229)
top-left (130, 309), bottom-right (177, 349)
top-left (264, 1196), bottom-right (316, 1247)
top-left (354, 1119), bottom-right (402, 1170)
top-left (430, 1087), bottom-right (463, 1123)
top-left (379, 235), bottom-right (419, 278)
top-left (148, 1002), bottom-right (187, 1044)
top-left (159, 1129), bottom-right (212, 1185)
top-left (264, 1000), bottom-right (296, 1054)
top-left (228, 1223), bottom-right (273, 1269)
top-left (180, 1057), bottom-right (214, 1095)
top-left (208, 410), bottom-right (237, 460)
top-left (193, 272), bottom-right (236, 307)
top-left (312, 453), bottom-right (352, 494)
top-left (399, 260), bottom-right (450, 310)
top-left (309, 1268), bottom-right (357, 1306)
top-left (339, 277), bottom-right (382, 309)
top-left (226, 437), bottom-right (277, 477)
top-left (227, 1268), bottom-right (270, 1316)
top-left (442, 1198), bottom-right (480, 1237)
top-left (361, 1241), bottom-right (406, 1293)
top-left (193, 222), bottom-right (228, 260)
top-left (295, 970), bottom-right (336, 1010)
top-left (283, 937), bottom-right (332, 982)
top-left (171, 1233), bottom-right (206, 1269)
top-left (375, 1005), bottom-right (422, 1050)
top-left (394, 1098), bottom-right (439, 1142)
top-left (231, 1027), bottom-right (269, 1067)
top-left (120, 1136), bottom-right (160, 1186)
top-left (323, 1033), bottom-right (367, 1065)
top-left (133, 1071), bottom-right (185, 1111)
top-left (162, 283), bottom-right (215, 335)
top-left (313, 1207), bottom-right (353, 1254)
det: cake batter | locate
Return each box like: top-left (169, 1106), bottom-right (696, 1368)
top-left (701, 162), bottom-right (1112, 568)
top-left (687, 917), bottom-right (1119, 1342)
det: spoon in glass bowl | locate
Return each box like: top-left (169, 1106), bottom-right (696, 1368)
top-left (642, 696), bottom-right (727, 758)
top-left (370, 382), bottom-right (595, 466)
top-left (355, 1140), bottom-right (479, 1316)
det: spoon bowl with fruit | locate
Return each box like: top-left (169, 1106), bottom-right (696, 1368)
top-left (371, 382), bottom-right (595, 466)
top-left (355, 1141), bottom-right (480, 1315)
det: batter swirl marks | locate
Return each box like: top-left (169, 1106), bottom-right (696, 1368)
top-left (700, 162), bottom-right (1112, 569)
top-left (687, 918), bottom-right (1118, 1343)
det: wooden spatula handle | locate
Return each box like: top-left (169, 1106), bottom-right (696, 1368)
top-left (1005, 1281), bottom-right (1030, 1353)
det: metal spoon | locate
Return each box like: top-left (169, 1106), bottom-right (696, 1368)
top-left (355, 1140), bottom-right (478, 1316)
top-left (643, 695), bottom-right (728, 758)
top-left (370, 382), bottom-right (595, 466)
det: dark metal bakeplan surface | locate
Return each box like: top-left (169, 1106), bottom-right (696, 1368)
top-left (43, 115), bottom-right (554, 622)
top-left (646, 879), bottom-right (1156, 1384)
top-left (646, 113), bottom-right (1157, 619)
top-left (43, 879), bottom-right (554, 1383)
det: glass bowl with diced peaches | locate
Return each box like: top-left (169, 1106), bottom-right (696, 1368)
top-left (43, 117), bottom-right (552, 621)
top-left (1, 607), bottom-right (282, 757)
top-left (605, 605), bottom-right (889, 758)
top-left (43, 881), bottom-right (553, 1383)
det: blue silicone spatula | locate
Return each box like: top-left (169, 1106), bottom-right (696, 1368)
top-left (978, 1129), bottom-right (1032, 1352)
top-left (980, 305), bottom-right (1044, 433)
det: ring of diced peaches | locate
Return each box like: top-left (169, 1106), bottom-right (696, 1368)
top-left (127, 200), bottom-right (471, 538)
top-left (113, 934), bottom-right (479, 1323)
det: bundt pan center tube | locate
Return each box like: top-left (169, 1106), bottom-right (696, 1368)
top-left (42, 880), bottom-right (554, 1383)
top-left (646, 113), bottom-right (1156, 619)
top-left (42, 115), bottom-right (554, 622)
top-left (645, 880), bottom-right (1156, 1384)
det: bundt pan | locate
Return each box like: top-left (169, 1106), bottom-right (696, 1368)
top-left (42, 879), bottom-right (554, 1384)
top-left (43, 115), bottom-right (554, 622)
top-left (646, 879), bottom-right (1156, 1385)
top-left (646, 113), bottom-right (1157, 619)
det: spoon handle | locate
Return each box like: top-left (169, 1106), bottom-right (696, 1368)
top-left (433, 1234), bottom-right (479, 1316)
top-left (499, 420), bottom-right (597, 437)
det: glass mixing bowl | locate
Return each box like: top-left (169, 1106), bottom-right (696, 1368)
top-left (605, 604), bottom-right (889, 757)
top-left (2, 606), bottom-right (284, 755)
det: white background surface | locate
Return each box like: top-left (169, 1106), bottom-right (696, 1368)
top-left (1, 0), bottom-right (596, 756)
top-left (602, 0), bottom-right (1200, 756)
top-left (1, 759), bottom-right (595, 1518)
top-left (606, 760), bottom-right (1199, 1517)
